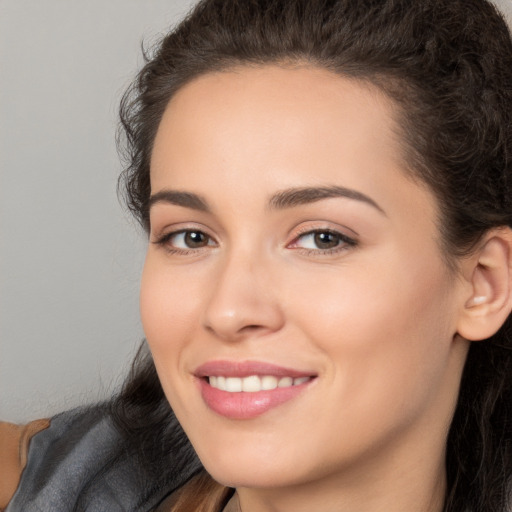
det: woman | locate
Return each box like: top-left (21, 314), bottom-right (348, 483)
top-left (2, 0), bottom-right (511, 511)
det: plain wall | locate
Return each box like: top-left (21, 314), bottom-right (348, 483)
top-left (1, 0), bottom-right (511, 423)
top-left (499, 0), bottom-right (512, 20)
top-left (0, 0), bottom-right (195, 422)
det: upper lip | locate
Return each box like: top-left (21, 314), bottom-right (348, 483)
top-left (195, 360), bottom-right (316, 379)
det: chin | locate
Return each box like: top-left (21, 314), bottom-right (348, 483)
top-left (190, 435), bottom-right (320, 490)
top-left (204, 461), bottom-right (303, 489)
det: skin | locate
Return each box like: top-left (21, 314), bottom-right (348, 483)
top-left (141, 65), bottom-right (471, 512)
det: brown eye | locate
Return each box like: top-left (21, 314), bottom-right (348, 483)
top-left (183, 231), bottom-right (210, 248)
top-left (313, 231), bottom-right (341, 249)
top-left (156, 229), bottom-right (216, 251)
top-left (290, 229), bottom-right (357, 253)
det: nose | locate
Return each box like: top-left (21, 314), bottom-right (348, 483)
top-left (203, 252), bottom-right (285, 341)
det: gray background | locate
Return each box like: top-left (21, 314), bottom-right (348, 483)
top-left (1, 0), bottom-right (511, 423)
top-left (0, 0), bottom-right (195, 422)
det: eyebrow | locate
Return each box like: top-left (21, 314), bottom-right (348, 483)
top-left (268, 186), bottom-right (386, 215)
top-left (148, 185), bottom-right (385, 215)
top-left (148, 190), bottom-right (210, 212)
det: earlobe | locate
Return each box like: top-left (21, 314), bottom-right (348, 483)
top-left (457, 228), bottom-right (512, 341)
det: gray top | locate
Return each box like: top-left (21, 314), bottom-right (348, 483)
top-left (5, 406), bottom-right (201, 512)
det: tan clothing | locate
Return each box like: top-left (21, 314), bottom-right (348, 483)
top-left (0, 419), bottom-right (50, 511)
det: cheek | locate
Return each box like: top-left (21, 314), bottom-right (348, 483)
top-left (288, 248), bottom-right (457, 413)
top-left (139, 257), bottom-right (198, 370)
top-left (139, 257), bottom-right (206, 420)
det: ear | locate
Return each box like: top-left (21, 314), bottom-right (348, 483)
top-left (456, 227), bottom-right (512, 341)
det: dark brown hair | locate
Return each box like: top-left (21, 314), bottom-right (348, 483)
top-left (113, 1), bottom-right (512, 510)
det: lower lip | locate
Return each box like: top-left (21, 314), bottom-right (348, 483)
top-left (198, 378), bottom-right (312, 419)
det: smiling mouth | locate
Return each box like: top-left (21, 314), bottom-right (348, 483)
top-left (207, 375), bottom-right (312, 392)
top-left (196, 361), bottom-right (316, 419)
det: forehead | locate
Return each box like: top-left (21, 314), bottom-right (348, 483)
top-left (150, 64), bottom-right (404, 182)
top-left (150, 64), bottom-right (436, 229)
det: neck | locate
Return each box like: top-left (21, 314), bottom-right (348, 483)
top-left (236, 442), bottom-right (447, 512)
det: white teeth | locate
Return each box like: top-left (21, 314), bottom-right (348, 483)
top-left (278, 376), bottom-right (293, 388)
top-left (208, 375), bottom-right (311, 392)
top-left (217, 376), bottom-right (226, 391)
top-left (261, 375), bottom-right (278, 390)
top-left (225, 377), bottom-right (242, 392)
top-left (242, 375), bottom-right (261, 392)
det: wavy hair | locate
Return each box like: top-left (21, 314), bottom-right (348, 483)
top-left (113, 1), bottom-right (512, 510)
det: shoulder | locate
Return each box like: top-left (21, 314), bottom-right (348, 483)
top-left (2, 405), bottom-right (201, 512)
top-left (0, 419), bottom-right (50, 511)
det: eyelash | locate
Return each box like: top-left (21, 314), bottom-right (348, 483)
top-left (152, 229), bottom-right (217, 255)
top-left (152, 227), bottom-right (357, 256)
top-left (288, 228), bottom-right (357, 256)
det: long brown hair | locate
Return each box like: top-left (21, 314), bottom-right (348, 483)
top-left (113, 1), bottom-right (512, 510)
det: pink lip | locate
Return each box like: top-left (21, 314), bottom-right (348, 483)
top-left (195, 360), bottom-right (314, 378)
top-left (195, 360), bottom-right (316, 420)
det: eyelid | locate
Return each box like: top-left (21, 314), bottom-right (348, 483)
top-left (151, 221), bottom-right (216, 241)
top-left (150, 221), bottom-right (358, 255)
top-left (151, 224), bottom-right (219, 254)
top-left (287, 224), bottom-right (358, 253)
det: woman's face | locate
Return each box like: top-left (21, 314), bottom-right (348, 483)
top-left (141, 65), bottom-right (469, 490)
